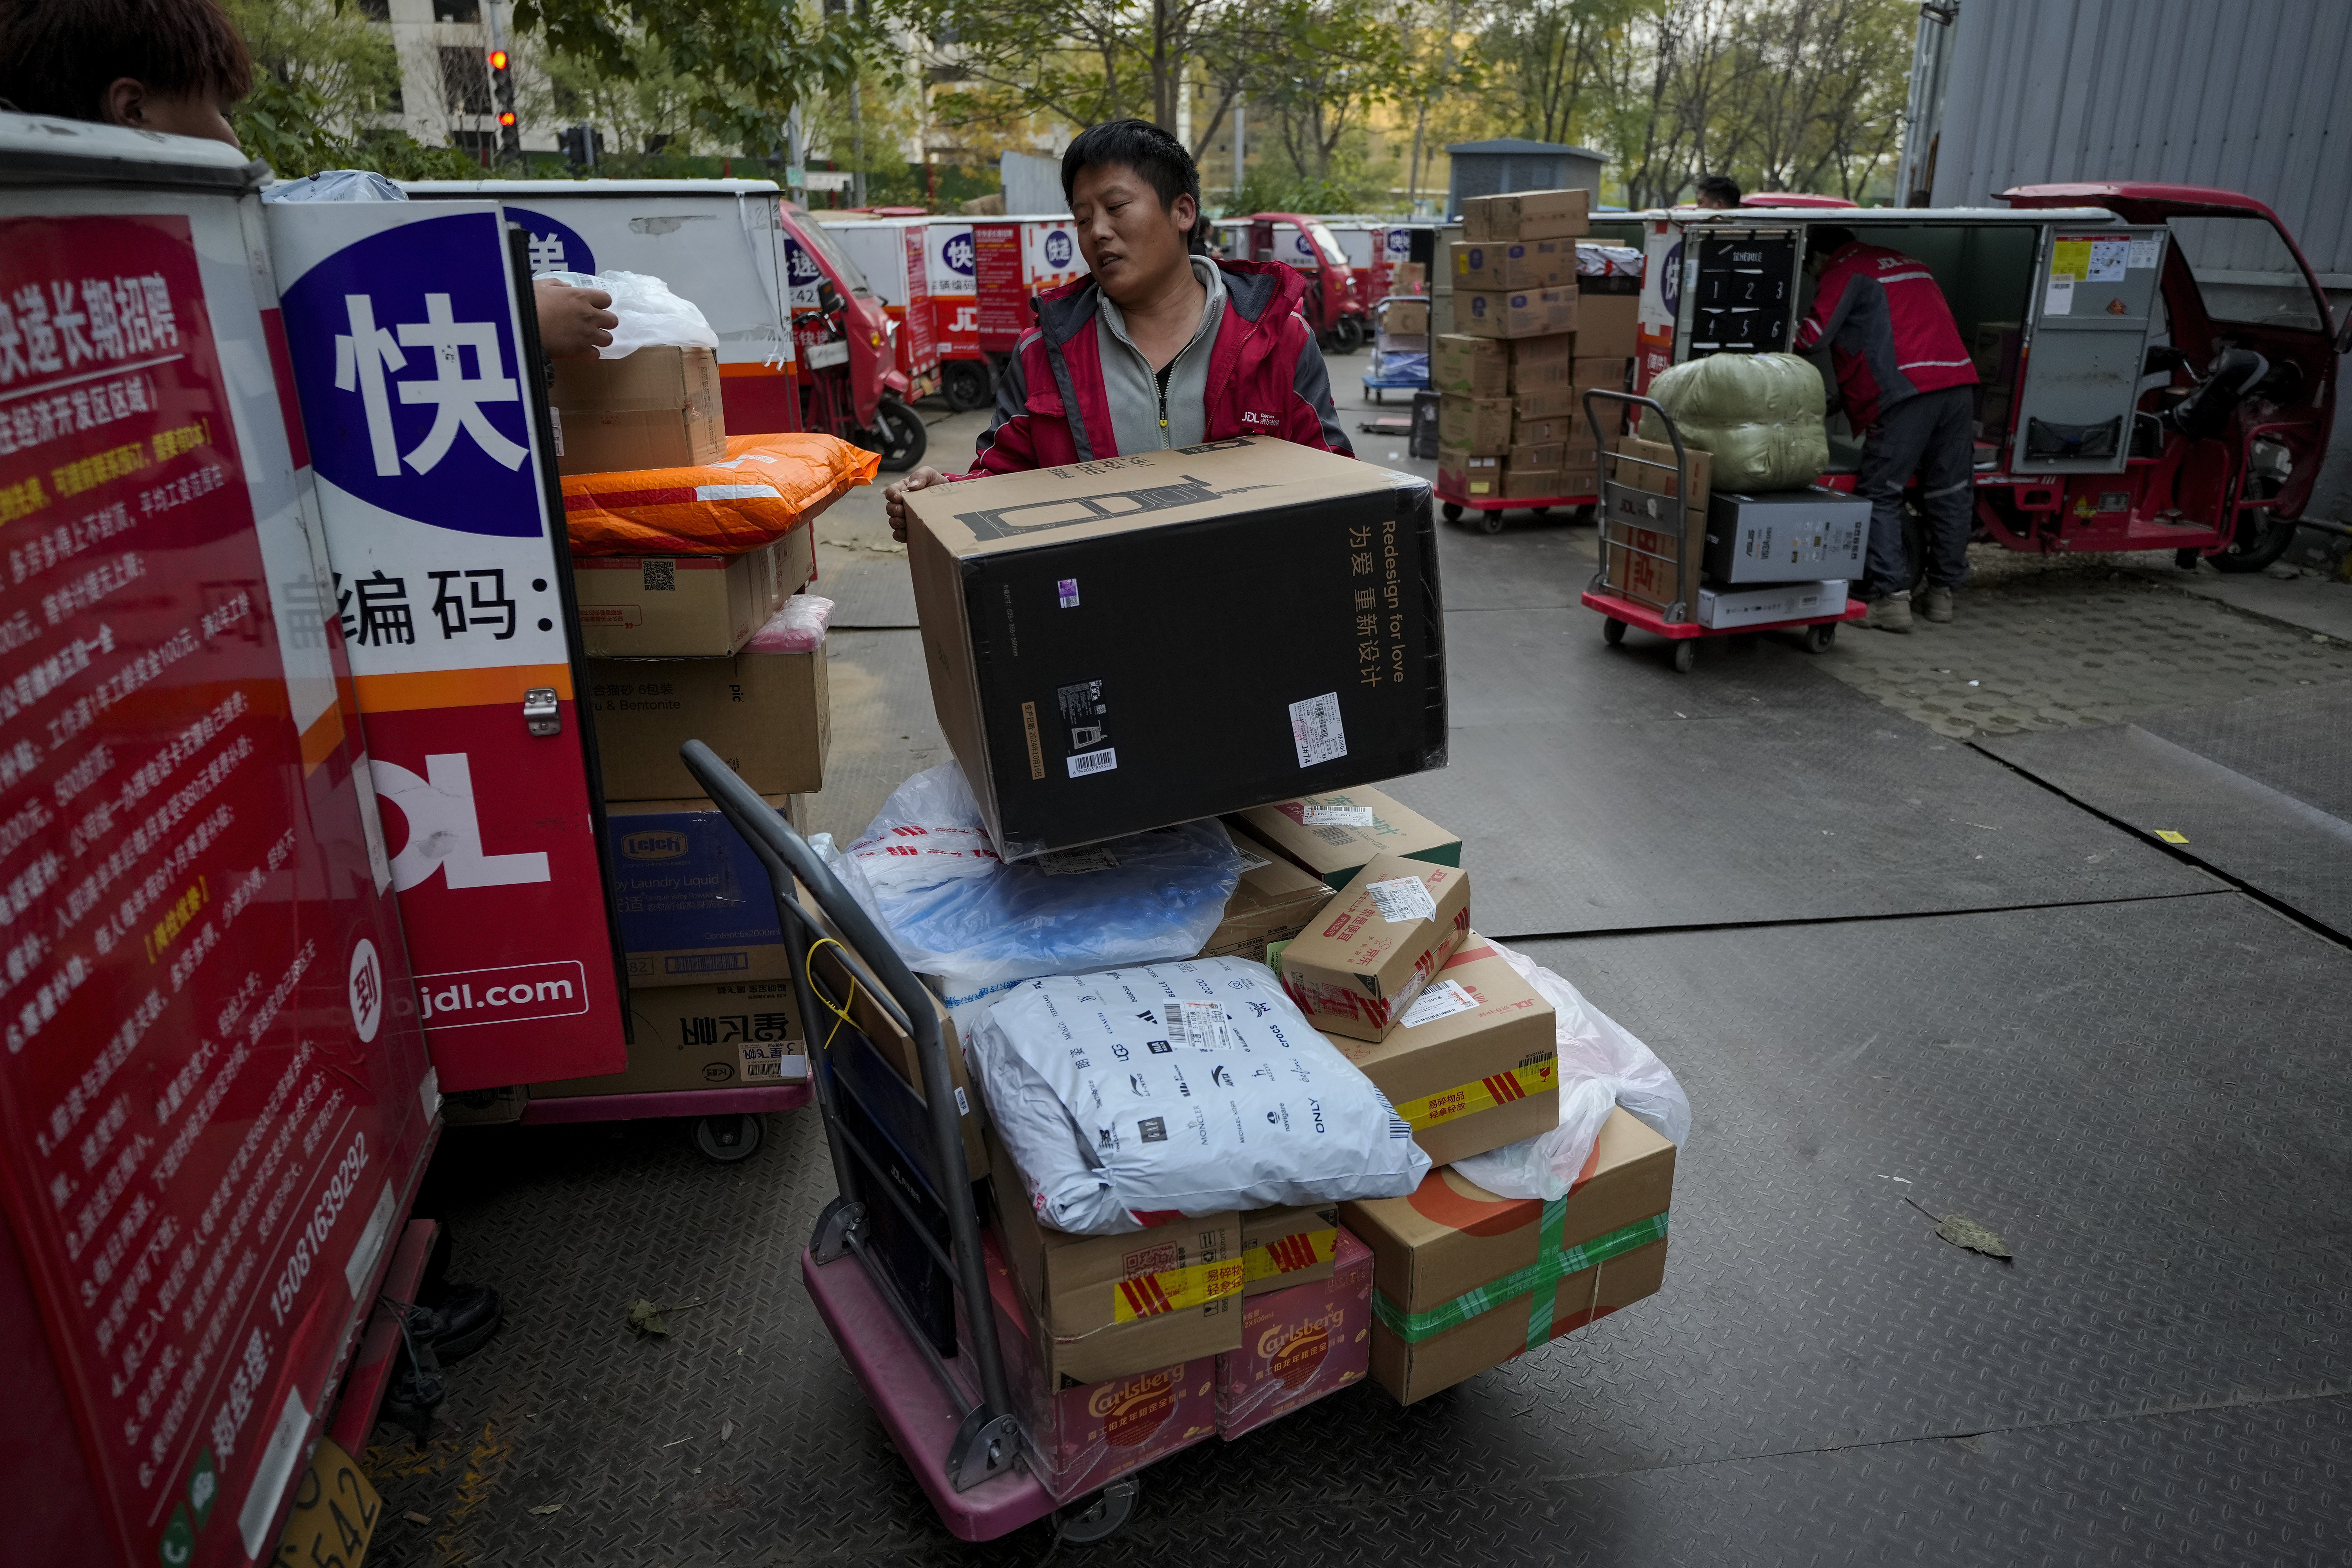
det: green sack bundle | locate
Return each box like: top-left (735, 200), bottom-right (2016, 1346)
top-left (1639, 352), bottom-right (1831, 492)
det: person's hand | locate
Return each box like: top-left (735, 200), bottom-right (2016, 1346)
top-left (535, 279), bottom-right (618, 360)
top-left (885, 465), bottom-right (946, 543)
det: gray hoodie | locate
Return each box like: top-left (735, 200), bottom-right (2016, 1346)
top-left (1091, 255), bottom-right (1227, 452)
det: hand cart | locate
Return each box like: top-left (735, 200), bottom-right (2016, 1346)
top-left (1361, 294), bottom-right (1432, 403)
top-left (681, 741), bottom-right (1132, 1544)
top-left (1580, 388), bottom-right (1863, 673)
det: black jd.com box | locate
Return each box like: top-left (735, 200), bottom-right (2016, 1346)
top-left (906, 439), bottom-right (1447, 858)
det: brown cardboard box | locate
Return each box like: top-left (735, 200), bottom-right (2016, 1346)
top-left (1437, 395), bottom-right (1513, 455)
top-left (1572, 355), bottom-right (1632, 391)
top-left (1390, 260), bottom-right (1426, 294)
top-left (1437, 449), bottom-right (1501, 500)
top-left (1448, 239), bottom-right (1570, 292)
top-left (1432, 335), bottom-right (1508, 398)
top-left (1215, 1225), bottom-right (1374, 1440)
top-left (1514, 386), bottom-right (1579, 421)
top-left (797, 884), bottom-right (988, 1178)
top-left (1510, 353), bottom-right (1574, 393)
top-left (1278, 856), bottom-right (1472, 1042)
top-left (960, 1231), bottom-right (1218, 1498)
top-left (1195, 827), bottom-right (1335, 963)
top-left (1240, 1203), bottom-right (1341, 1297)
top-left (550, 346), bottom-right (727, 476)
top-left (606, 794), bottom-right (797, 986)
top-left (587, 643), bottom-right (828, 800)
top-left (1461, 188), bottom-right (1592, 243)
top-left (1506, 442), bottom-right (1564, 472)
top-left (532, 979), bottom-right (804, 1097)
top-left (1512, 416), bottom-right (1574, 446)
top-left (1230, 787), bottom-right (1463, 889)
top-left (1573, 293), bottom-right (1640, 360)
top-left (1458, 288), bottom-right (1577, 340)
top-left (1501, 466), bottom-right (1566, 499)
top-left (1600, 436), bottom-right (1708, 612)
top-left (1343, 1109), bottom-right (1674, 1404)
top-left (1383, 299), bottom-right (1429, 337)
top-left (570, 527), bottom-right (811, 657)
top-left (989, 1128), bottom-right (1244, 1386)
top-left (1329, 935), bottom-right (1557, 1165)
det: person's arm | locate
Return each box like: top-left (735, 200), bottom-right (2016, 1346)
top-left (887, 336), bottom-right (1043, 542)
top-left (1282, 315), bottom-right (1356, 456)
top-left (1792, 265), bottom-right (1855, 356)
top-left (534, 279), bottom-right (618, 359)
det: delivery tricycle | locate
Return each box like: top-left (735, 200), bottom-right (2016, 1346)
top-left (1612, 185), bottom-right (2343, 576)
top-left (1245, 212), bottom-right (1370, 353)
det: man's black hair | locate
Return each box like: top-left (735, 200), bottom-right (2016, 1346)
top-left (0, 0), bottom-right (252, 122)
top-left (1695, 174), bottom-right (1742, 207)
top-left (1806, 224), bottom-right (1857, 259)
top-left (1062, 119), bottom-right (1205, 254)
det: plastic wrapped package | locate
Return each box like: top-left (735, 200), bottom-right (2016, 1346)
top-left (260, 170), bottom-right (407, 203)
top-left (562, 433), bottom-right (878, 556)
top-left (744, 594), bottom-right (835, 653)
top-left (1639, 352), bottom-right (1830, 491)
top-left (970, 959), bottom-right (1432, 1234)
top-left (813, 763), bottom-right (1242, 1019)
top-left (538, 267), bottom-right (719, 357)
top-left (1449, 938), bottom-right (1691, 1202)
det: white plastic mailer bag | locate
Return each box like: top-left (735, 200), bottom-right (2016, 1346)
top-left (971, 958), bottom-right (1432, 1235)
top-left (539, 267), bottom-right (720, 357)
top-left (1450, 939), bottom-right (1691, 1202)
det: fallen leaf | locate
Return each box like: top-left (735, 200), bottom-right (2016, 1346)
top-left (528, 1504), bottom-right (563, 1516)
top-left (720, 1420), bottom-right (733, 1441)
top-left (403, 1511), bottom-right (434, 1526)
top-left (1935, 1213), bottom-right (2013, 1260)
top-left (627, 1299), bottom-right (668, 1337)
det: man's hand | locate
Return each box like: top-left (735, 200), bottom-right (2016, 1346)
top-left (535, 279), bottom-right (618, 360)
top-left (884, 465), bottom-right (946, 543)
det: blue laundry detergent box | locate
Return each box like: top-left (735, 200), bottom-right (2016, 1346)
top-left (606, 796), bottom-right (798, 985)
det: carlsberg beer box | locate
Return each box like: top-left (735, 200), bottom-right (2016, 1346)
top-left (904, 439), bottom-right (1447, 859)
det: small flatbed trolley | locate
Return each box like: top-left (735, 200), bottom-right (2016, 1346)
top-left (686, 742), bottom-right (1294, 1544)
top-left (1579, 389), bottom-right (1864, 673)
top-left (1361, 294), bottom-right (1432, 403)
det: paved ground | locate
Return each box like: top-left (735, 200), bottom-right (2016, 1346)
top-left (351, 353), bottom-right (2352, 1564)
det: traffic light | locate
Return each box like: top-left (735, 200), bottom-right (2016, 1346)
top-left (487, 47), bottom-right (519, 155)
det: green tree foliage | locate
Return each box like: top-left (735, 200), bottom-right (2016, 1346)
top-left (223, 0), bottom-right (479, 178)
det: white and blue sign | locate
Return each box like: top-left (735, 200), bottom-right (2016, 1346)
top-left (1661, 240), bottom-right (1684, 318)
top-left (1042, 229), bottom-right (1075, 269)
top-left (782, 234), bottom-right (826, 310)
top-left (942, 232), bottom-right (976, 276)
top-left (505, 206), bottom-right (597, 276)
top-left (1386, 229), bottom-right (1412, 258)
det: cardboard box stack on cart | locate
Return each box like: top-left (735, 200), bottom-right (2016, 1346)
top-left (534, 343), bottom-right (844, 1099)
top-left (1433, 189), bottom-right (1648, 506)
top-left (873, 440), bottom-right (1675, 1495)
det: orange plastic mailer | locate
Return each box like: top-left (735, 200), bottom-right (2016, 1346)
top-left (562, 433), bottom-right (881, 556)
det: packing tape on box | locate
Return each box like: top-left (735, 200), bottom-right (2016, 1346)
top-left (1112, 1256), bottom-right (1247, 1323)
top-left (1388, 1059), bottom-right (1557, 1133)
top-left (1368, 1211), bottom-right (1669, 1346)
top-left (1241, 1225), bottom-right (1339, 1285)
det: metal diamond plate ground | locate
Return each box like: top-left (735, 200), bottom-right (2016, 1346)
top-left (359, 891), bottom-right (2352, 1566)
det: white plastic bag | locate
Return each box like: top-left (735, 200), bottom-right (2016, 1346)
top-left (539, 268), bottom-right (719, 358)
top-left (813, 763), bottom-right (1241, 1020)
top-left (1450, 938), bottom-right (1691, 1201)
top-left (744, 595), bottom-right (833, 653)
top-left (260, 169), bottom-right (407, 203)
top-left (971, 958), bottom-right (1431, 1234)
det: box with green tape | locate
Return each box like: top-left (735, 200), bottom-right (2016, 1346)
top-left (1340, 1109), bottom-right (1673, 1404)
top-left (1228, 786), bottom-right (1462, 891)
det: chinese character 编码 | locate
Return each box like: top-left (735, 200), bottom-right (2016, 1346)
top-left (338, 569), bottom-right (415, 647)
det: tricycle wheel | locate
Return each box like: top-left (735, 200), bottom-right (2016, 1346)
top-left (1479, 510), bottom-right (1506, 535)
top-left (857, 397), bottom-right (928, 473)
top-left (1327, 316), bottom-right (1365, 354)
top-left (2174, 547), bottom-right (2203, 571)
top-left (1441, 501), bottom-right (1463, 523)
top-left (2210, 514), bottom-right (2298, 573)
top-left (1671, 639), bottom-right (1697, 674)
top-left (941, 360), bottom-right (991, 412)
top-left (1056, 1477), bottom-right (1138, 1545)
top-left (690, 1113), bottom-right (764, 1164)
top-left (1602, 616), bottom-right (1626, 646)
top-left (1802, 622), bottom-right (1837, 654)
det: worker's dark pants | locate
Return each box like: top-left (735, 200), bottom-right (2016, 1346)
top-left (1858, 385), bottom-right (1976, 593)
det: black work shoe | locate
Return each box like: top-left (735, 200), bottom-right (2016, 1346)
top-left (430, 1282), bottom-right (505, 1364)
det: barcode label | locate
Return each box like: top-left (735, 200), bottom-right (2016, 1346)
top-left (1039, 845), bottom-right (1121, 875)
top-left (1365, 875), bottom-right (1437, 925)
top-left (1067, 746), bottom-right (1118, 778)
top-left (642, 559), bottom-right (677, 592)
top-left (1401, 979), bottom-right (1477, 1028)
top-left (1230, 846), bottom-right (1273, 873)
top-left (1289, 692), bottom-right (1348, 768)
top-left (1312, 826), bottom-right (1355, 847)
top-left (1161, 1001), bottom-right (1229, 1051)
top-left (1303, 805), bottom-right (1375, 827)
top-left (741, 1045), bottom-right (806, 1080)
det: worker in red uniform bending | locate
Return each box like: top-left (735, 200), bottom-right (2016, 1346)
top-left (1795, 226), bottom-right (1980, 633)
top-left (886, 119), bottom-right (1351, 541)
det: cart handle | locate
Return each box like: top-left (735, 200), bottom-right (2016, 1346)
top-left (680, 740), bottom-right (1018, 1437)
top-left (1581, 388), bottom-right (1689, 497)
top-left (1582, 389), bottom-right (1696, 624)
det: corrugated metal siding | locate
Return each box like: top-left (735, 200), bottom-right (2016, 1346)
top-left (1929, 0), bottom-right (2352, 281)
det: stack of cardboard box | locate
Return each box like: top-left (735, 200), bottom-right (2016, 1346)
top-left (534, 345), bottom-right (834, 1099)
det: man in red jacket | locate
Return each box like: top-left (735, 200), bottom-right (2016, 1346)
top-left (1795, 226), bottom-right (1979, 632)
top-left (887, 120), bottom-right (1351, 540)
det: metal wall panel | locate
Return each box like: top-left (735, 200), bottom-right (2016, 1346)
top-left (1927, 0), bottom-right (2352, 283)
